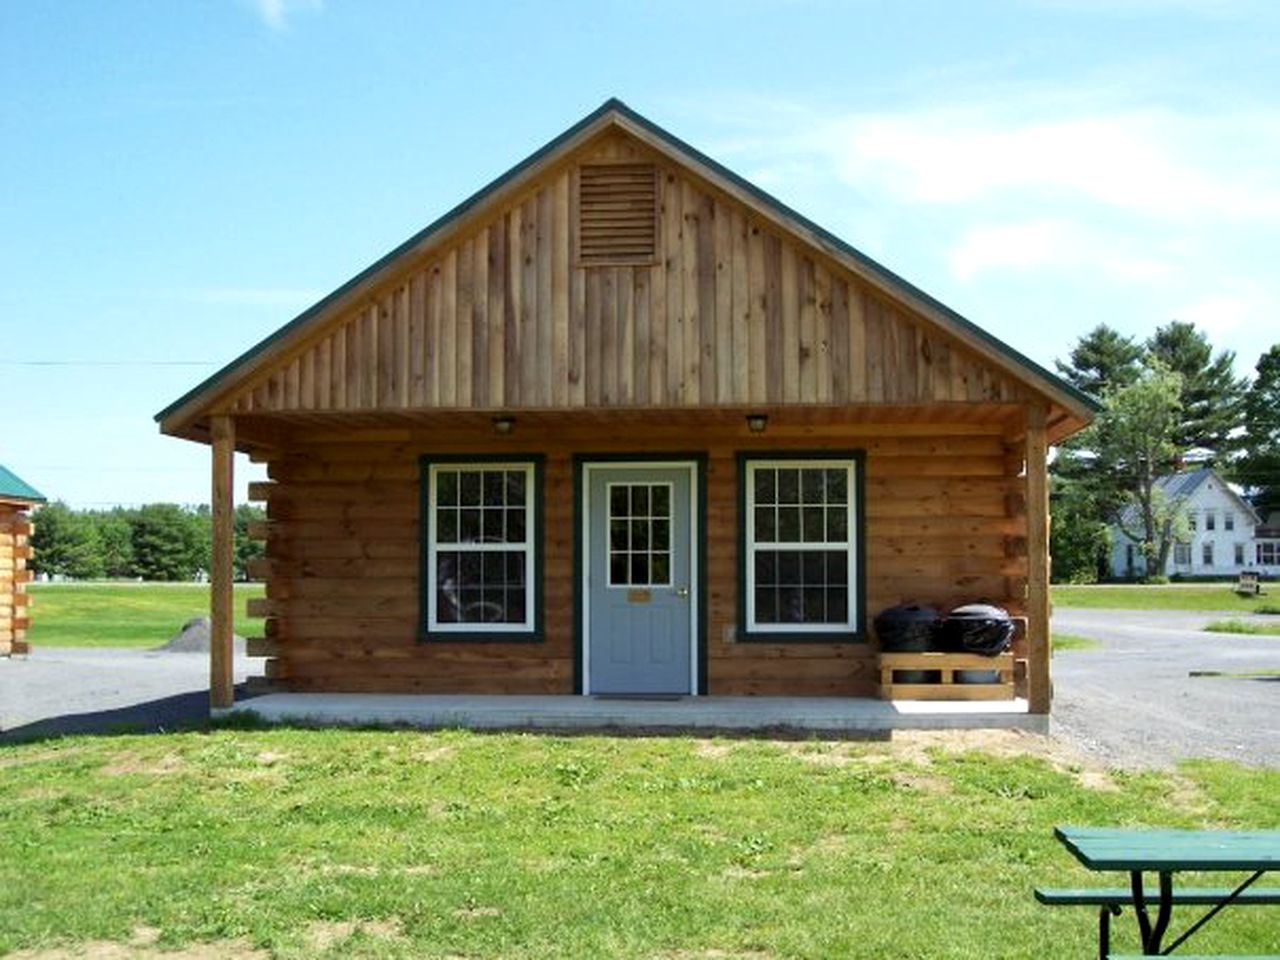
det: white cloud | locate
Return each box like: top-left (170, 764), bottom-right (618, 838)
top-left (1173, 286), bottom-right (1275, 342)
top-left (245, 0), bottom-right (322, 31)
top-left (948, 218), bottom-right (1174, 282)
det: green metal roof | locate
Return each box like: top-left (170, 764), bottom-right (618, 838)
top-left (156, 97), bottom-right (1100, 427)
top-left (0, 464), bottom-right (46, 504)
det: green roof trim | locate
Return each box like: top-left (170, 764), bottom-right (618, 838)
top-left (157, 97), bottom-right (1100, 426)
top-left (0, 464), bottom-right (46, 503)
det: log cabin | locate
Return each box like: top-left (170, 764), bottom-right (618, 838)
top-left (157, 99), bottom-right (1097, 717)
top-left (0, 464), bottom-right (44, 657)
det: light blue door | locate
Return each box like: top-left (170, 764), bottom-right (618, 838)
top-left (587, 465), bottom-right (693, 695)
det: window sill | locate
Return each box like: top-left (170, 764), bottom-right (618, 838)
top-left (420, 631), bottom-right (544, 644)
top-left (736, 630), bottom-right (864, 645)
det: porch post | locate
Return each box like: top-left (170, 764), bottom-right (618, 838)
top-left (1024, 403), bottom-right (1051, 714)
top-left (210, 415), bottom-right (235, 709)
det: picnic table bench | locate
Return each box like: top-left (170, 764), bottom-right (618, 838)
top-left (1038, 827), bottom-right (1280, 958)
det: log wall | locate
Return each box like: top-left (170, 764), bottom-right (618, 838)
top-left (226, 133), bottom-right (1029, 417)
top-left (0, 506), bottom-right (34, 656)
top-left (250, 417), bottom-right (1030, 696)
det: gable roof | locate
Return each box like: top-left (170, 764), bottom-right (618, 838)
top-left (156, 98), bottom-right (1100, 439)
top-left (0, 464), bottom-right (46, 505)
top-left (1116, 467), bottom-right (1260, 529)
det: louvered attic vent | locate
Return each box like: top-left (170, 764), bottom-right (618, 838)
top-left (578, 163), bottom-right (657, 264)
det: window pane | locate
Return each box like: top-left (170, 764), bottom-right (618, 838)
top-left (778, 587), bottom-right (803, 623)
top-left (483, 552), bottom-right (505, 583)
top-left (827, 507), bottom-right (847, 541)
top-left (506, 588), bottom-right (526, 623)
top-left (460, 471), bottom-right (481, 505)
top-left (755, 586), bottom-right (778, 623)
top-left (610, 519), bottom-right (629, 551)
top-left (803, 587), bottom-right (825, 622)
top-left (754, 507), bottom-right (776, 543)
top-left (437, 471), bottom-right (459, 506)
top-left (506, 471), bottom-right (526, 503)
top-left (755, 550), bottom-right (777, 585)
top-left (506, 508), bottom-right (526, 543)
top-left (801, 469), bottom-right (825, 504)
top-left (632, 485), bottom-right (649, 516)
top-left (754, 468), bottom-right (776, 505)
top-left (459, 552), bottom-right (482, 583)
top-left (651, 485), bottom-right (670, 516)
top-left (652, 519), bottom-right (670, 550)
top-left (610, 554), bottom-right (629, 585)
top-left (482, 507), bottom-right (504, 542)
top-left (826, 550), bottom-right (847, 584)
top-left (778, 551), bottom-right (800, 584)
top-left (777, 469), bottom-right (799, 504)
top-left (610, 485), bottom-right (628, 516)
top-left (777, 506), bottom-right (800, 542)
top-left (651, 552), bottom-right (670, 585)
top-left (437, 509), bottom-right (458, 544)
top-left (826, 468), bottom-right (847, 501)
top-left (826, 587), bottom-right (848, 623)
top-left (631, 554), bottom-right (650, 585)
top-left (631, 519), bottom-right (650, 550)
top-left (483, 471), bottom-right (505, 507)
top-left (802, 507), bottom-right (824, 543)
top-left (802, 551), bottom-right (824, 584)
top-left (460, 508), bottom-right (482, 543)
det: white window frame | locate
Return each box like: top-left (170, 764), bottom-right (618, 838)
top-left (1234, 543), bottom-right (1246, 566)
top-left (1205, 510), bottom-right (1216, 531)
top-left (744, 458), bottom-right (858, 635)
top-left (605, 480), bottom-right (674, 588)
top-left (1173, 542), bottom-right (1191, 566)
top-left (1259, 542), bottom-right (1279, 566)
top-left (425, 461), bottom-right (536, 635)
top-left (1225, 512), bottom-right (1235, 532)
top-left (1202, 542), bottom-right (1214, 567)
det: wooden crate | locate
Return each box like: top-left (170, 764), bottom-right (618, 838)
top-left (878, 651), bottom-right (1015, 701)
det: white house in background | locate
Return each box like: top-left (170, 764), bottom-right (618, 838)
top-left (1109, 467), bottom-right (1278, 579)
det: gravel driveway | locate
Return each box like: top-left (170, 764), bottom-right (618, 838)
top-left (1050, 608), bottom-right (1280, 768)
top-left (0, 648), bottom-right (261, 742)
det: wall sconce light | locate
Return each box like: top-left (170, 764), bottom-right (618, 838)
top-left (492, 416), bottom-right (516, 435)
top-left (746, 414), bottom-right (768, 434)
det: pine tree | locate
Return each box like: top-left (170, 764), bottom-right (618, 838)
top-left (1053, 324), bottom-right (1144, 399)
top-left (1234, 343), bottom-right (1280, 519)
top-left (1146, 321), bottom-right (1247, 454)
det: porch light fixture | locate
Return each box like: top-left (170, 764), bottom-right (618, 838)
top-left (492, 416), bottom-right (516, 435)
top-left (746, 414), bottom-right (768, 434)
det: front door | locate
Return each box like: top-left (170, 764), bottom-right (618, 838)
top-left (585, 463), bottom-right (694, 695)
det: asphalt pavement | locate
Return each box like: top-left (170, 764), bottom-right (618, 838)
top-left (1050, 608), bottom-right (1280, 768)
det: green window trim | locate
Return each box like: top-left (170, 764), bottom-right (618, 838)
top-left (736, 450), bottom-right (867, 644)
top-left (419, 453), bottom-right (545, 643)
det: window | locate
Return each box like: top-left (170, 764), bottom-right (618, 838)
top-left (607, 482), bottom-right (672, 586)
top-left (740, 454), bottom-right (863, 639)
top-left (1188, 512), bottom-right (1197, 531)
top-left (1235, 543), bottom-right (1246, 566)
top-left (1259, 542), bottom-right (1279, 566)
top-left (1174, 543), bottom-right (1191, 565)
top-left (1202, 542), bottom-right (1214, 566)
top-left (421, 458), bottom-right (542, 639)
top-left (1225, 512), bottom-right (1234, 531)
top-left (1205, 510), bottom-right (1216, 531)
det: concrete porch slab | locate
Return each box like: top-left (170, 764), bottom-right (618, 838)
top-left (219, 694), bottom-right (1046, 735)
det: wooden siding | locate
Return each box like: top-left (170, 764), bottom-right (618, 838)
top-left (226, 133), bottom-right (1027, 417)
top-left (0, 506), bottom-right (34, 656)
top-left (249, 417), bottom-right (1030, 696)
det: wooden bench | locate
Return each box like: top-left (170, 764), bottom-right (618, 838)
top-left (1036, 887), bottom-right (1280, 959)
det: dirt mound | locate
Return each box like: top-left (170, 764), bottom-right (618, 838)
top-left (154, 617), bottom-right (247, 655)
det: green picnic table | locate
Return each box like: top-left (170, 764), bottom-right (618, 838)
top-left (1050, 826), bottom-right (1280, 956)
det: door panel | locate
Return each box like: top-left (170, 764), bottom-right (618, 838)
top-left (587, 466), bottom-right (692, 695)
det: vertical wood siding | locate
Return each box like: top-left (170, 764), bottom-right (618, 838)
top-left (228, 136), bottom-right (1026, 416)
top-left (252, 420), bottom-right (1029, 696)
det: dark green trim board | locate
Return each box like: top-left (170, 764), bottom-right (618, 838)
top-left (736, 450), bottom-right (867, 644)
top-left (418, 454), bottom-right (545, 644)
top-left (573, 454), bottom-right (708, 696)
top-left (157, 97), bottom-right (1097, 432)
top-left (0, 464), bottom-right (46, 504)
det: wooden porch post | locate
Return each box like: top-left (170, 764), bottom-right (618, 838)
top-left (211, 415), bottom-right (235, 709)
top-left (1024, 404), bottom-right (1051, 714)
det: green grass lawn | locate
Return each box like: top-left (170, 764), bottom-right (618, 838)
top-left (1204, 617), bottom-right (1280, 636)
top-left (1051, 632), bottom-right (1101, 652)
top-left (26, 582), bottom-right (265, 648)
top-left (1052, 583), bottom-right (1280, 613)
top-left (0, 729), bottom-right (1276, 959)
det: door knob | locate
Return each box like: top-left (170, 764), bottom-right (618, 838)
top-left (675, 587), bottom-right (690, 599)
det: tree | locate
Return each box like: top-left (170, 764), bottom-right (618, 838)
top-left (1054, 323), bottom-right (1144, 399)
top-left (1091, 365), bottom-right (1188, 578)
top-left (1146, 321), bottom-right (1247, 455)
top-left (1049, 474), bottom-right (1111, 583)
top-left (234, 504), bottom-right (266, 580)
top-left (130, 503), bottom-right (200, 581)
top-left (1233, 343), bottom-right (1280, 519)
top-left (95, 510), bottom-right (135, 578)
top-left (29, 501), bottom-right (105, 579)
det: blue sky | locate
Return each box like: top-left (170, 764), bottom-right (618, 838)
top-left (3, 0), bottom-right (1278, 507)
